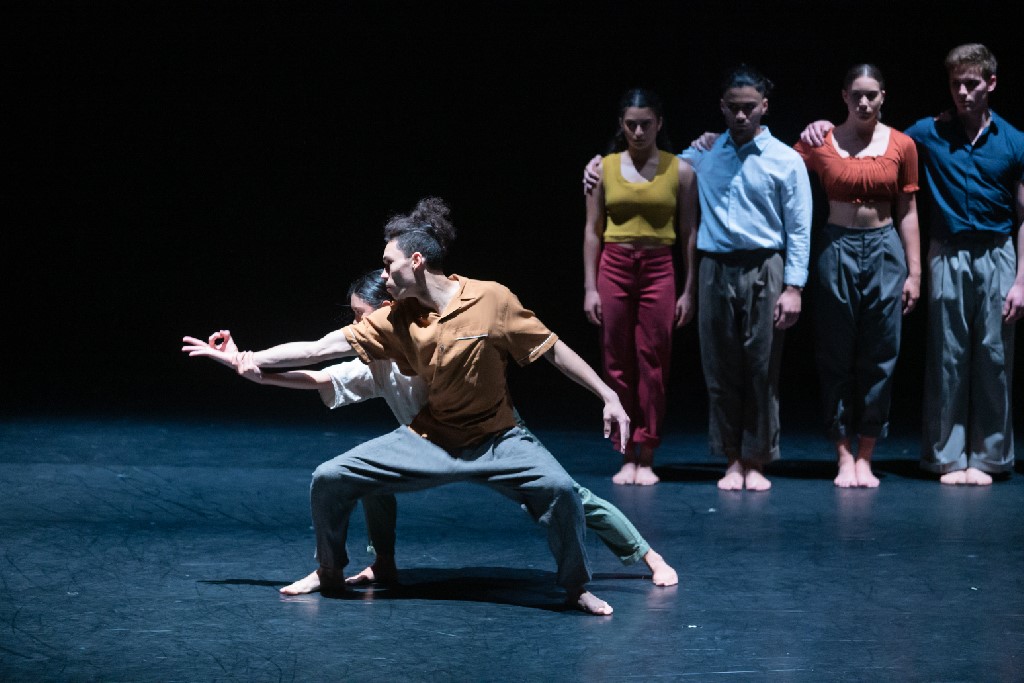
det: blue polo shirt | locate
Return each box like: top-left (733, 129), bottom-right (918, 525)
top-left (904, 110), bottom-right (1024, 239)
top-left (678, 127), bottom-right (812, 287)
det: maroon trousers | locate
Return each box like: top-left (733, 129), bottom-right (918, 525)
top-left (597, 243), bottom-right (676, 453)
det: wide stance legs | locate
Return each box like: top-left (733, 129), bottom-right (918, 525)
top-left (284, 427), bottom-right (611, 614)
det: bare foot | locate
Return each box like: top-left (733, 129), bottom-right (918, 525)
top-left (834, 443), bottom-right (857, 488)
top-left (571, 590), bottom-right (613, 616)
top-left (854, 459), bottom-right (880, 488)
top-left (940, 469), bottom-right (967, 485)
top-left (718, 461), bottom-right (744, 490)
top-left (643, 549), bottom-right (678, 587)
top-left (744, 468), bottom-right (772, 491)
top-left (633, 466), bottom-right (660, 486)
top-left (965, 467), bottom-right (993, 486)
top-left (612, 462), bottom-right (637, 486)
top-left (834, 461), bottom-right (858, 487)
top-left (345, 555), bottom-right (398, 585)
top-left (280, 570), bottom-right (322, 595)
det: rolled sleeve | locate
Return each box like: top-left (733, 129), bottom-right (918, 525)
top-left (322, 361), bottom-right (381, 409)
top-left (898, 133), bottom-right (920, 194)
top-left (342, 305), bottom-right (412, 372)
top-left (501, 292), bottom-right (559, 367)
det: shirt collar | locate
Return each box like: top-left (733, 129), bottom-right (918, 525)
top-left (939, 109), bottom-right (1000, 143)
top-left (438, 274), bottom-right (477, 321)
top-left (725, 126), bottom-right (772, 152)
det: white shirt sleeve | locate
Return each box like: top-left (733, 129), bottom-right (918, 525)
top-left (321, 359), bottom-right (429, 427)
top-left (321, 361), bottom-right (383, 409)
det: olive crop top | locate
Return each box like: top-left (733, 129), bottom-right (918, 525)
top-left (601, 150), bottom-right (678, 244)
top-left (793, 129), bottom-right (919, 204)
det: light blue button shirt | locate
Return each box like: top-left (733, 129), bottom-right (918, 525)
top-left (678, 127), bottom-right (812, 287)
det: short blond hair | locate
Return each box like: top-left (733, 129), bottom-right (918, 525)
top-left (944, 44), bottom-right (997, 79)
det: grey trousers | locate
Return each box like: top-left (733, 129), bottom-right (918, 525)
top-left (921, 235), bottom-right (1017, 473)
top-left (698, 250), bottom-right (785, 465)
top-left (310, 426), bottom-right (591, 589)
top-left (814, 224), bottom-right (906, 441)
top-left (363, 484), bottom-right (650, 566)
top-left (360, 417), bottom-right (651, 566)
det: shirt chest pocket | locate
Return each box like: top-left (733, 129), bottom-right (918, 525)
top-left (436, 331), bottom-right (489, 359)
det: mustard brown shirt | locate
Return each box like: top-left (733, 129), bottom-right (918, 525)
top-left (343, 275), bottom-right (558, 451)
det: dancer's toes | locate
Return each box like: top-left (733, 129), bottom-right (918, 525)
top-left (612, 462), bottom-right (637, 486)
top-left (345, 566), bottom-right (376, 586)
top-left (834, 461), bottom-right (858, 487)
top-left (280, 570), bottom-right (323, 595)
top-left (717, 472), bottom-right (743, 490)
top-left (940, 470), bottom-right (967, 485)
top-left (633, 466), bottom-right (660, 486)
top-left (345, 556), bottom-right (399, 585)
top-left (965, 467), bottom-right (992, 486)
top-left (718, 461), bottom-right (744, 490)
top-left (572, 590), bottom-right (613, 616)
top-left (744, 468), bottom-right (772, 491)
top-left (643, 549), bottom-right (679, 587)
top-left (854, 459), bottom-right (880, 488)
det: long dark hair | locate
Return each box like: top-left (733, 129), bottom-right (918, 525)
top-left (842, 63), bottom-right (886, 121)
top-left (843, 63), bottom-right (885, 90)
top-left (346, 269), bottom-right (392, 309)
top-left (608, 88), bottom-right (673, 154)
top-left (383, 197), bottom-right (457, 270)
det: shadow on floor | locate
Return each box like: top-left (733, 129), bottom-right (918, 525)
top-left (200, 568), bottom-right (654, 614)
top-left (656, 458), bottom-right (938, 482)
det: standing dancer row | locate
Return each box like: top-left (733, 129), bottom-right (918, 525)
top-left (584, 66), bottom-right (811, 492)
top-left (583, 44), bottom-right (1023, 490)
top-left (801, 44), bottom-right (1024, 486)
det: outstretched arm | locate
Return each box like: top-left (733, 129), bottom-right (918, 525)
top-left (182, 331), bottom-right (376, 409)
top-left (249, 328), bottom-right (355, 368)
top-left (543, 340), bottom-right (629, 452)
top-left (182, 327), bottom-right (356, 370)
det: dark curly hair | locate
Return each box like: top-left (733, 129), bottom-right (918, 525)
top-left (721, 64), bottom-right (774, 97)
top-left (383, 197), bottom-right (457, 270)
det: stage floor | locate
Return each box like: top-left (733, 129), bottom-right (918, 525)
top-left (2, 417), bottom-right (1022, 681)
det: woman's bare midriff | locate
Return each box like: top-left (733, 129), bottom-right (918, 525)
top-left (610, 238), bottom-right (673, 249)
top-left (828, 199), bottom-right (893, 229)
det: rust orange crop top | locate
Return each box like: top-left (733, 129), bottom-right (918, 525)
top-left (793, 128), bottom-right (919, 204)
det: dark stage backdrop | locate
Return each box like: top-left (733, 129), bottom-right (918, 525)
top-left (4, 1), bottom-right (1022, 435)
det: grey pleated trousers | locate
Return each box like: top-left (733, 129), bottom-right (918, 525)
top-left (813, 224), bottom-right (906, 441)
top-left (698, 250), bottom-right (785, 465)
top-left (921, 235), bottom-right (1016, 474)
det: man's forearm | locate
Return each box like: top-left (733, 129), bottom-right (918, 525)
top-left (251, 329), bottom-right (355, 368)
top-left (544, 340), bottom-right (617, 403)
top-left (1015, 222), bottom-right (1024, 286)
